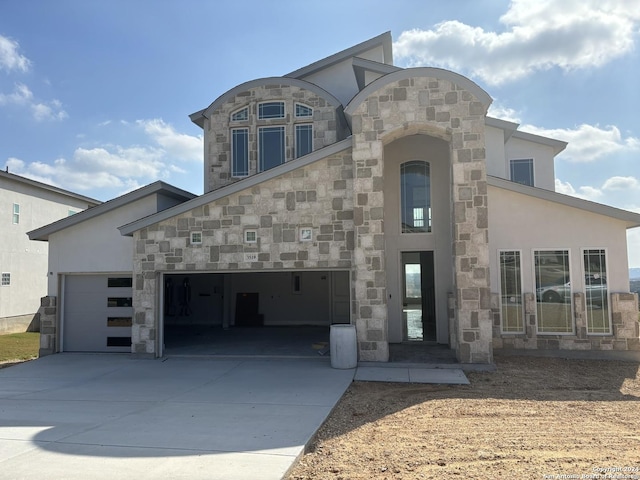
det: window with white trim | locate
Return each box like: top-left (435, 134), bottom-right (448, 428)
top-left (231, 128), bottom-right (249, 177)
top-left (534, 249), bottom-right (573, 334)
top-left (499, 251), bottom-right (524, 333)
top-left (244, 230), bottom-right (257, 243)
top-left (258, 101), bottom-right (285, 119)
top-left (510, 159), bottom-right (534, 186)
top-left (231, 107), bottom-right (248, 122)
top-left (12, 203), bottom-right (19, 224)
top-left (295, 103), bottom-right (313, 118)
top-left (1, 273), bottom-right (11, 286)
top-left (190, 232), bottom-right (202, 245)
top-left (259, 126), bottom-right (285, 172)
top-left (583, 249), bottom-right (610, 334)
top-left (295, 124), bottom-right (312, 158)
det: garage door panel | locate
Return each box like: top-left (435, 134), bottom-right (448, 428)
top-left (64, 274), bottom-right (132, 353)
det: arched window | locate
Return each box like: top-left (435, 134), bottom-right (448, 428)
top-left (401, 161), bottom-right (431, 233)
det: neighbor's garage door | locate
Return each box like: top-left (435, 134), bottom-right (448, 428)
top-left (63, 275), bottom-right (132, 353)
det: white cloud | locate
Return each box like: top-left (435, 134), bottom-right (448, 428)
top-left (394, 0), bottom-right (640, 85)
top-left (0, 83), bottom-right (68, 122)
top-left (137, 119), bottom-right (203, 162)
top-left (602, 176), bottom-right (640, 191)
top-left (4, 119), bottom-right (203, 194)
top-left (0, 35), bottom-right (30, 72)
top-left (554, 178), bottom-right (603, 201)
top-left (521, 123), bottom-right (640, 162)
top-left (487, 102), bottom-right (521, 123)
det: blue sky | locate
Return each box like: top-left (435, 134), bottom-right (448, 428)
top-left (1, 0), bottom-right (639, 266)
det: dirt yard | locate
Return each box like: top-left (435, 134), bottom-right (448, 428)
top-left (287, 355), bottom-right (640, 479)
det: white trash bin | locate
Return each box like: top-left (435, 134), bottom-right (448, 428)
top-left (330, 324), bottom-right (357, 369)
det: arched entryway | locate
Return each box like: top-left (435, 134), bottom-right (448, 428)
top-left (383, 134), bottom-right (453, 345)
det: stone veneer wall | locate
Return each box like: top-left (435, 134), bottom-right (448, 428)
top-left (132, 151), bottom-right (354, 355)
top-left (349, 76), bottom-right (492, 363)
top-left (206, 84), bottom-right (341, 192)
top-left (37, 295), bottom-right (57, 356)
top-left (492, 292), bottom-right (640, 351)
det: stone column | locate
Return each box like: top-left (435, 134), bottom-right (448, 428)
top-left (38, 296), bottom-right (57, 356)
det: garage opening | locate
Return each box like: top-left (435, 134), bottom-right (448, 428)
top-left (161, 270), bottom-right (350, 357)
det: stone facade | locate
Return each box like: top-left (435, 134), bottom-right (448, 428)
top-left (348, 74), bottom-right (492, 363)
top-left (37, 295), bottom-right (57, 356)
top-left (132, 151), bottom-right (355, 354)
top-left (492, 292), bottom-right (640, 351)
top-left (205, 82), bottom-right (343, 192)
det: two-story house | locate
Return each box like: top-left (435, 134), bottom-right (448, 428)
top-left (30, 32), bottom-right (640, 362)
top-left (0, 170), bottom-right (100, 334)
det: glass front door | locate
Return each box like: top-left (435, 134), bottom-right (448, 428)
top-left (401, 251), bottom-right (436, 341)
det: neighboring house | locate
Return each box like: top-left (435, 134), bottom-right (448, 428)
top-left (0, 170), bottom-right (100, 334)
top-left (29, 32), bottom-right (640, 362)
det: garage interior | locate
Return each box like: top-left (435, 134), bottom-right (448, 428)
top-left (161, 270), bottom-right (350, 357)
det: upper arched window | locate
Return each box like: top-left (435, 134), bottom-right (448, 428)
top-left (230, 107), bottom-right (248, 122)
top-left (401, 161), bottom-right (431, 233)
top-left (295, 103), bottom-right (313, 118)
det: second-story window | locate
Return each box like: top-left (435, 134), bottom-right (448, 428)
top-left (295, 124), bottom-right (313, 158)
top-left (510, 159), bottom-right (534, 186)
top-left (12, 203), bottom-right (19, 224)
top-left (258, 101), bottom-right (285, 120)
top-left (231, 107), bottom-right (248, 122)
top-left (401, 161), bottom-right (431, 234)
top-left (259, 126), bottom-right (285, 172)
top-left (232, 128), bottom-right (249, 177)
top-left (295, 103), bottom-right (313, 118)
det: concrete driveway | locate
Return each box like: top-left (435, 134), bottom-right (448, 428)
top-left (0, 354), bottom-right (354, 480)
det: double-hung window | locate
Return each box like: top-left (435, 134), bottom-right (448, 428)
top-left (12, 203), bottom-right (19, 224)
top-left (231, 128), bottom-right (249, 177)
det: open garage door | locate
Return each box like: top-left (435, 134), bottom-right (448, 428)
top-left (63, 274), bottom-right (132, 353)
top-left (162, 270), bottom-right (350, 356)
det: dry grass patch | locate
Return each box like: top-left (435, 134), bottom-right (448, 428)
top-left (288, 356), bottom-right (640, 480)
top-left (0, 332), bottom-right (39, 367)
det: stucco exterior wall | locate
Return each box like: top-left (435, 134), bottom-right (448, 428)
top-left (488, 185), bottom-right (639, 352)
top-left (504, 136), bottom-right (556, 191)
top-left (0, 177), bottom-right (94, 320)
top-left (47, 194), bottom-right (161, 294)
top-left (205, 83), bottom-right (342, 193)
top-left (132, 151), bottom-right (354, 354)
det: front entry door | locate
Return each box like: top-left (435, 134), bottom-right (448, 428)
top-left (401, 251), bottom-right (436, 341)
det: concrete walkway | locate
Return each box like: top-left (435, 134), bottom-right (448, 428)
top-left (0, 354), bottom-right (354, 480)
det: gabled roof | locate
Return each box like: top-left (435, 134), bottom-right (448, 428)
top-left (0, 169), bottom-right (101, 206)
top-left (119, 139), bottom-right (353, 236)
top-left (28, 181), bottom-right (196, 241)
top-left (352, 57), bottom-right (401, 91)
top-left (285, 32), bottom-right (393, 80)
top-left (488, 176), bottom-right (640, 228)
top-left (484, 117), bottom-right (567, 154)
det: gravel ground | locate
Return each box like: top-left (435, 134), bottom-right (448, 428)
top-left (287, 356), bottom-right (640, 480)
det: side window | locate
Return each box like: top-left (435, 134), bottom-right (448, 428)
top-left (534, 250), bottom-right (572, 334)
top-left (583, 249), bottom-right (610, 334)
top-left (258, 126), bottom-right (285, 172)
top-left (510, 159), bottom-right (534, 186)
top-left (400, 161), bottom-right (431, 233)
top-left (499, 251), bottom-right (524, 333)
top-left (12, 203), bottom-right (20, 224)
top-left (295, 103), bottom-right (313, 118)
top-left (231, 107), bottom-right (248, 122)
top-left (295, 124), bottom-right (312, 158)
top-left (231, 128), bottom-right (249, 177)
top-left (1, 273), bottom-right (10, 286)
